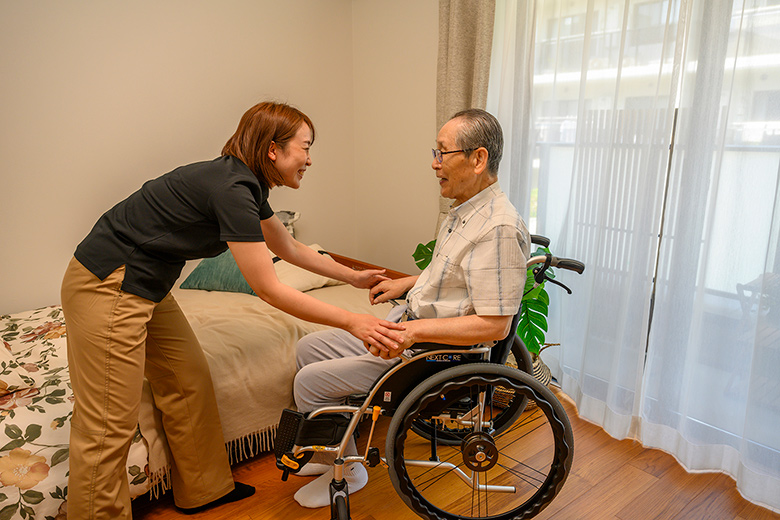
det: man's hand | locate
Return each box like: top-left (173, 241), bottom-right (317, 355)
top-left (369, 277), bottom-right (414, 305)
top-left (350, 269), bottom-right (391, 290)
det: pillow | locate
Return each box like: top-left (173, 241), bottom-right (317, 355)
top-left (180, 244), bottom-right (343, 295)
top-left (275, 210), bottom-right (301, 237)
top-left (271, 245), bottom-right (345, 292)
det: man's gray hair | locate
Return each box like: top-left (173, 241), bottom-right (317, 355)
top-left (451, 108), bottom-right (503, 175)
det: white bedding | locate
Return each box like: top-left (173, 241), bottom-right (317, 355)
top-left (1, 306), bottom-right (153, 519)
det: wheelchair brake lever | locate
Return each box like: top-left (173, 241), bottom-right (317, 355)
top-left (534, 254), bottom-right (553, 285)
top-left (545, 276), bottom-right (572, 294)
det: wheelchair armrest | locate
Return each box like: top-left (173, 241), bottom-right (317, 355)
top-left (412, 342), bottom-right (483, 350)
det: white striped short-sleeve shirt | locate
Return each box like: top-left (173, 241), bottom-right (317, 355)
top-left (407, 184), bottom-right (529, 319)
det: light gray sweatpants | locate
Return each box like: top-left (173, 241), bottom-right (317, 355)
top-left (294, 305), bottom-right (406, 413)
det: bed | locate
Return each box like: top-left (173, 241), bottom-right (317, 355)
top-left (0, 245), bottom-right (401, 519)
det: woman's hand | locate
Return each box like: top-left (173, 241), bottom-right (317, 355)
top-left (350, 269), bottom-right (391, 290)
top-left (347, 314), bottom-right (406, 356)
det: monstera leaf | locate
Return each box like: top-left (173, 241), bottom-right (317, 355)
top-left (412, 240), bottom-right (436, 270)
top-left (517, 281), bottom-right (550, 356)
top-left (517, 246), bottom-right (555, 356)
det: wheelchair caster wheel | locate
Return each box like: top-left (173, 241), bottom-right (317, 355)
top-left (332, 495), bottom-right (349, 520)
top-left (329, 476), bottom-right (351, 520)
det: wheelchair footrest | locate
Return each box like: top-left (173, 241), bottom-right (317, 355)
top-left (275, 409), bottom-right (312, 476)
top-left (275, 409), bottom-right (303, 458)
top-left (275, 409), bottom-right (351, 478)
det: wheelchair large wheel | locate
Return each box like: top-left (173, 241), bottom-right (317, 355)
top-left (386, 364), bottom-right (573, 520)
top-left (410, 336), bottom-right (534, 446)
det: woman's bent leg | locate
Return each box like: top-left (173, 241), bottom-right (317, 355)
top-left (143, 294), bottom-right (234, 509)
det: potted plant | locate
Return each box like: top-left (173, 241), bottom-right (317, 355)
top-left (413, 240), bottom-right (558, 386)
top-left (516, 243), bottom-right (558, 386)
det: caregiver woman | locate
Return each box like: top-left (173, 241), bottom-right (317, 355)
top-left (60, 101), bottom-right (405, 519)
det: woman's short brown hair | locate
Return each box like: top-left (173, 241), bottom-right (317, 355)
top-left (222, 102), bottom-right (315, 187)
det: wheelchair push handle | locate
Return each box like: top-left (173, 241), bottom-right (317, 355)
top-left (528, 234), bottom-right (583, 273)
top-left (554, 258), bottom-right (585, 274)
top-left (527, 254), bottom-right (585, 274)
top-left (531, 234), bottom-right (551, 248)
top-left (526, 254), bottom-right (585, 295)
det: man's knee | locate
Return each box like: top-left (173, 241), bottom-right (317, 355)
top-left (293, 362), bottom-right (323, 413)
top-left (295, 328), bottom-right (355, 370)
top-left (295, 333), bottom-right (322, 370)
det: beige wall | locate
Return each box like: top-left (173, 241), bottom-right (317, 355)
top-left (351, 1), bottom-right (440, 270)
top-left (0, 0), bottom-right (438, 315)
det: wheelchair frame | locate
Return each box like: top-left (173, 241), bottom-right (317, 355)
top-left (275, 251), bottom-right (584, 520)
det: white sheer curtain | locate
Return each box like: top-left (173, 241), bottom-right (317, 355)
top-left (487, 0), bottom-right (780, 510)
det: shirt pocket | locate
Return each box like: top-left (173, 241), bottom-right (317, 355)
top-left (429, 253), bottom-right (465, 289)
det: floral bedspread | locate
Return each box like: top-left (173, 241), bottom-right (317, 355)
top-left (0, 306), bottom-right (152, 520)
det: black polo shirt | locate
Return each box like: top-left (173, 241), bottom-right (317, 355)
top-left (75, 155), bottom-right (274, 302)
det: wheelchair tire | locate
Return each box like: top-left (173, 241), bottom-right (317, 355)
top-left (386, 363), bottom-right (573, 520)
top-left (334, 495), bottom-right (349, 520)
top-left (509, 334), bottom-right (534, 375)
top-left (409, 335), bottom-right (534, 446)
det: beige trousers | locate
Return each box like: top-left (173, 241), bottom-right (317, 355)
top-left (61, 257), bottom-right (234, 519)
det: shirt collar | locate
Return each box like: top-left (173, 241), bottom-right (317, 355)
top-left (448, 182), bottom-right (503, 226)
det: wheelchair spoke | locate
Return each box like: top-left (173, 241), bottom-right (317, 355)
top-left (403, 446), bottom-right (463, 491)
top-left (496, 460), bottom-right (547, 488)
top-left (471, 469), bottom-right (482, 518)
top-left (498, 406), bottom-right (547, 434)
top-left (492, 408), bottom-right (555, 446)
top-left (410, 459), bottom-right (465, 493)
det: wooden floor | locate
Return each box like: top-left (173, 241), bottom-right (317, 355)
top-left (132, 387), bottom-right (780, 520)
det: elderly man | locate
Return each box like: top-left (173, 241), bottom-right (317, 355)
top-left (291, 108), bottom-right (530, 508)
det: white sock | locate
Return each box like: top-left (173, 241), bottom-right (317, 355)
top-left (293, 463), bottom-right (369, 508)
top-left (295, 462), bottom-right (331, 477)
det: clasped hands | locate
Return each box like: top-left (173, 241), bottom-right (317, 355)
top-left (349, 313), bottom-right (411, 360)
top-left (363, 329), bottom-right (415, 359)
top-left (361, 277), bottom-right (419, 359)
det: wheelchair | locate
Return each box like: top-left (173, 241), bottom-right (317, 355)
top-left (275, 245), bottom-right (585, 520)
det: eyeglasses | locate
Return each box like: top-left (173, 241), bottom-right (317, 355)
top-left (432, 148), bottom-right (474, 163)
